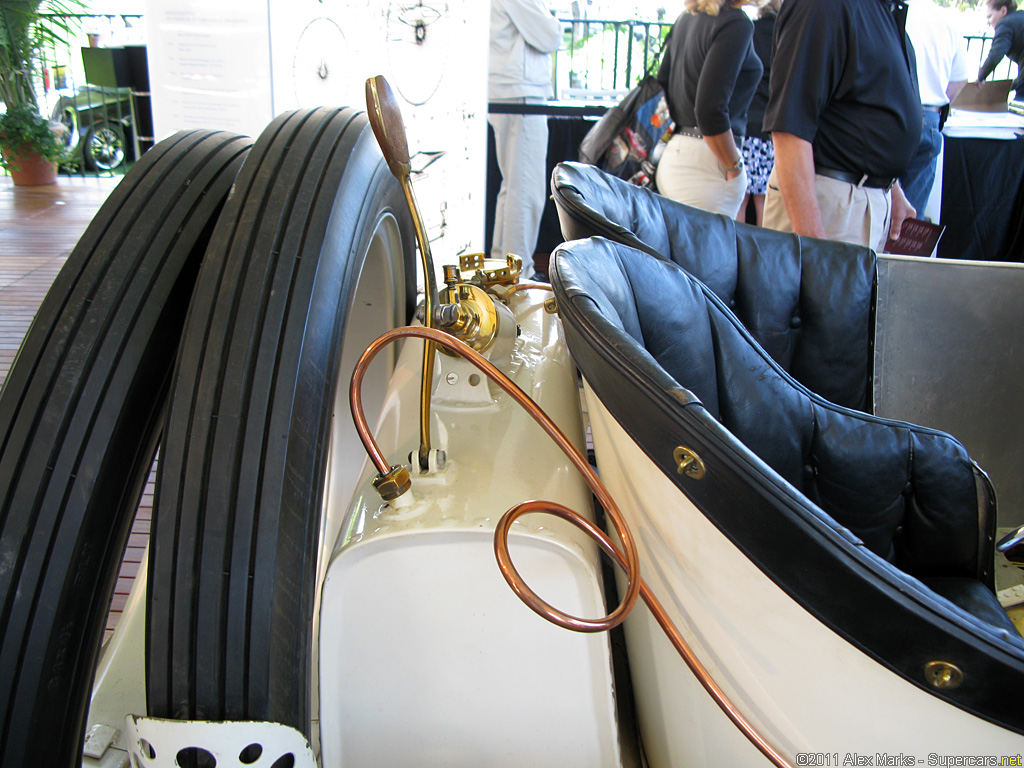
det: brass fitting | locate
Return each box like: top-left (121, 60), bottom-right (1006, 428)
top-left (458, 253), bottom-right (523, 288)
top-left (372, 464), bottom-right (412, 500)
top-left (437, 281), bottom-right (500, 355)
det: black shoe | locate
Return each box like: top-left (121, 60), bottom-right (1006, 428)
top-left (529, 271), bottom-right (549, 283)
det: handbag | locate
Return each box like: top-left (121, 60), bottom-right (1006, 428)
top-left (578, 75), bottom-right (673, 189)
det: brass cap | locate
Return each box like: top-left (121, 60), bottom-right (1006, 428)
top-left (372, 465), bottom-right (412, 500)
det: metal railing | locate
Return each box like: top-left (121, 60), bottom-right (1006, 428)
top-left (553, 20), bottom-right (1017, 102)
top-left (963, 34), bottom-right (1019, 81)
top-left (555, 18), bottom-right (673, 101)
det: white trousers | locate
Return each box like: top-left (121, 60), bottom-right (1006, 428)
top-left (489, 102), bottom-right (549, 275)
top-left (654, 134), bottom-right (747, 218)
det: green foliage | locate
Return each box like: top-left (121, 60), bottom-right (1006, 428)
top-left (0, 0), bottom-right (83, 161)
top-left (932, 0), bottom-right (982, 10)
top-left (1, 0), bottom-right (83, 109)
top-left (0, 102), bottom-right (67, 169)
top-left (564, 21), bottom-right (671, 92)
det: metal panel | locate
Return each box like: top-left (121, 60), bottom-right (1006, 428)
top-left (874, 255), bottom-right (1024, 527)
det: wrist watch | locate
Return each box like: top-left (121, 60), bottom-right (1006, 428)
top-left (724, 156), bottom-right (743, 173)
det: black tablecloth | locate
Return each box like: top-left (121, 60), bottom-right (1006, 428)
top-left (939, 135), bottom-right (1024, 262)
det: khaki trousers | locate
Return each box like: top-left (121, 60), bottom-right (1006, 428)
top-left (763, 167), bottom-right (892, 250)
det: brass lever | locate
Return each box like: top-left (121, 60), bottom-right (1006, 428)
top-left (366, 75), bottom-right (439, 470)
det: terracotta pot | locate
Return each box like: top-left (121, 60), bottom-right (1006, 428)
top-left (3, 145), bottom-right (58, 186)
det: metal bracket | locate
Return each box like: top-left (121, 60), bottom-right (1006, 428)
top-left (673, 446), bottom-right (706, 479)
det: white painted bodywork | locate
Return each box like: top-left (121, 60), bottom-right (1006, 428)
top-left (84, 280), bottom-right (1024, 768)
top-left (317, 290), bottom-right (623, 767)
top-left (583, 380), bottom-right (1024, 765)
top-left (124, 716), bottom-right (318, 768)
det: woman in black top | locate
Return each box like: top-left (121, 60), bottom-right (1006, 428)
top-left (655, 0), bottom-right (761, 217)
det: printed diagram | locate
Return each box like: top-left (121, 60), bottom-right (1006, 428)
top-left (291, 17), bottom-right (348, 107)
top-left (385, 1), bottom-right (449, 106)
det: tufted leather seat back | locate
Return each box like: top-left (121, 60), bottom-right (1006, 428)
top-left (551, 161), bottom-right (877, 411)
top-left (553, 237), bottom-right (993, 584)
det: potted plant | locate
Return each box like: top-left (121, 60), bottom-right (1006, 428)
top-left (0, 102), bottom-right (65, 182)
top-left (0, 0), bottom-right (81, 184)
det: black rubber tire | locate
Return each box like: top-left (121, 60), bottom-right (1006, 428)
top-left (0, 129), bottom-right (251, 768)
top-left (146, 107), bottom-right (416, 732)
top-left (84, 119), bottom-right (131, 172)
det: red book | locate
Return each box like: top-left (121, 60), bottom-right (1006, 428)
top-left (883, 218), bottom-right (946, 257)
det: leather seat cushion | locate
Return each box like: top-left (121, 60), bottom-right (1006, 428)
top-left (554, 237), bottom-right (983, 581)
top-left (552, 162), bottom-right (876, 411)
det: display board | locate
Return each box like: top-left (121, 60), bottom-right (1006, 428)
top-left (377, 0), bottom-right (489, 264)
top-left (145, 0), bottom-right (488, 261)
top-left (144, 1), bottom-right (273, 138)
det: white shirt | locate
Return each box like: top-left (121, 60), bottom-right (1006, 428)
top-left (489, 0), bottom-right (563, 100)
top-left (906, 0), bottom-right (970, 107)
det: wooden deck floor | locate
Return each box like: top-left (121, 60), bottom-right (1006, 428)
top-left (0, 174), bottom-right (145, 642)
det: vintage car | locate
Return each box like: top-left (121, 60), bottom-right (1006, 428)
top-left (51, 84), bottom-right (135, 171)
top-left (1, 77), bottom-right (1023, 768)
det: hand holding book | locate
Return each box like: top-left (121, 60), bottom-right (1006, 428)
top-left (883, 218), bottom-right (946, 257)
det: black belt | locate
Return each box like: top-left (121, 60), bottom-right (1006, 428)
top-left (816, 165), bottom-right (895, 191)
top-left (673, 126), bottom-right (745, 147)
top-left (674, 126), bottom-right (703, 139)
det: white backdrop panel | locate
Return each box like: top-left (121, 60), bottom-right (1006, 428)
top-left (145, 0), bottom-right (488, 258)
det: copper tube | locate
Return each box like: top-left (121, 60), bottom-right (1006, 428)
top-left (349, 324), bottom-right (794, 768)
top-left (350, 325), bottom-right (641, 631)
top-left (510, 281), bottom-right (554, 293)
top-left (503, 499), bottom-right (795, 768)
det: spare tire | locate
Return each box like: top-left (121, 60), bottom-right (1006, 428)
top-left (0, 129), bottom-right (251, 768)
top-left (146, 107), bottom-right (416, 734)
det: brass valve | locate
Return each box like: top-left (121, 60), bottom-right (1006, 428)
top-left (431, 264), bottom-right (502, 355)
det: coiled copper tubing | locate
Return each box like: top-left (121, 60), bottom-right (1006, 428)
top-left (349, 325), bottom-right (794, 768)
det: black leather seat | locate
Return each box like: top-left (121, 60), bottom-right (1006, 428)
top-left (550, 236), bottom-right (1013, 640)
top-left (551, 161), bottom-right (877, 412)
